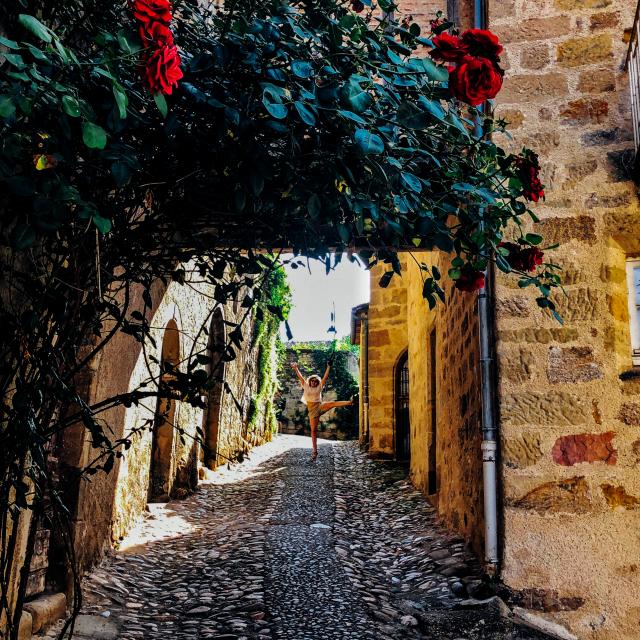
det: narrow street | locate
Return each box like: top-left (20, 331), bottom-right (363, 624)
top-left (43, 437), bottom-right (550, 640)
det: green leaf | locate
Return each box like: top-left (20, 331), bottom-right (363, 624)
top-left (294, 101), bottom-right (316, 126)
top-left (0, 95), bottom-right (16, 118)
top-left (337, 223), bottom-right (350, 244)
top-left (27, 44), bottom-right (49, 62)
top-left (111, 161), bottom-right (131, 186)
top-left (61, 95), bottom-right (81, 117)
top-left (0, 35), bottom-right (20, 49)
top-left (11, 223), bottom-right (36, 250)
top-left (264, 100), bottom-right (287, 119)
top-left (408, 57), bottom-right (449, 82)
top-left (307, 193), bottom-right (321, 219)
top-left (354, 128), bottom-right (384, 154)
top-left (92, 214), bottom-right (112, 234)
top-left (18, 14), bottom-right (53, 43)
top-left (4, 53), bottom-right (26, 69)
top-left (337, 109), bottom-right (366, 125)
top-left (401, 172), bottom-right (422, 193)
top-left (113, 85), bottom-right (128, 119)
top-left (154, 93), bottom-right (168, 118)
top-left (82, 122), bottom-right (107, 149)
top-left (341, 78), bottom-right (372, 114)
top-left (525, 233), bottom-right (543, 245)
top-left (291, 60), bottom-right (314, 78)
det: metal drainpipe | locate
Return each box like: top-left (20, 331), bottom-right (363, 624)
top-left (474, 0), bottom-right (500, 576)
top-left (361, 311), bottom-right (370, 446)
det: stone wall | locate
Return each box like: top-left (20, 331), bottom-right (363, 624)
top-left (60, 264), bottom-right (273, 576)
top-left (366, 258), bottom-right (410, 455)
top-left (486, 0), bottom-right (640, 637)
top-left (365, 251), bottom-right (485, 555)
top-left (405, 254), bottom-right (485, 556)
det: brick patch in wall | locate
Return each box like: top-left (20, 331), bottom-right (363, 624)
top-left (554, 0), bottom-right (612, 9)
top-left (494, 16), bottom-right (571, 44)
top-left (503, 391), bottom-right (589, 426)
top-left (508, 476), bottom-right (592, 514)
top-left (537, 215), bottom-right (597, 245)
top-left (551, 431), bottom-right (617, 466)
top-left (499, 73), bottom-right (568, 104)
top-left (503, 432), bottom-right (544, 469)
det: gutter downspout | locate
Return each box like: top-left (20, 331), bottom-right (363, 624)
top-left (474, 0), bottom-right (499, 577)
top-left (361, 310), bottom-right (370, 446)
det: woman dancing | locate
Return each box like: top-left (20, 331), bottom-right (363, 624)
top-left (291, 361), bottom-right (354, 460)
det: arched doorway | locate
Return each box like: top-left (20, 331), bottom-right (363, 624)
top-left (148, 319), bottom-right (180, 502)
top-left (200, 308), bottom-right (225, 470)
top-left (395, 350), bottom-right (410, 462)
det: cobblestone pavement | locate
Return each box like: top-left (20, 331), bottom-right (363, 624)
top-left (42, 436), bottom-right (551, 640)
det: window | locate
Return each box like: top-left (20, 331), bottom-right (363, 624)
top-left (627, 258), bottom-right (640, 366)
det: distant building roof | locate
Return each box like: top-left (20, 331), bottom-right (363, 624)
top-left (350, 303), bottom-right (369, 345)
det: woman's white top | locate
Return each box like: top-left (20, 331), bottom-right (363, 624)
top-left (301, 380), bottom-right (323, 404)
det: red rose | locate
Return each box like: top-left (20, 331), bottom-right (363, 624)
top-left (429, 32), bottom-right (468, 62)
top-left (514, 151), bottom-right (545, 202)
top-left (131, 0), bottom-right (172, 25)
top-left (448, 55), bottom-right (503, 106)
top-left (351, 0), bottom-right (365, 12)
top-left (144, 44), bottom-right (183, 95)
top-left (460, 29), bottom-right (503, 63)
top-left (139, 21), bottom-right (174, 48)
top-left (499, 242), bottom-right (544, 272)
top-left (455, 267), bottom-right (485, 292)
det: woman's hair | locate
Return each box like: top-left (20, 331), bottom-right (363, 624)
top-left (307, 374), bottom-right (322, 386)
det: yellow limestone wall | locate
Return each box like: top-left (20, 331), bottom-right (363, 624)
top-left (366, 257), bottom-right (410, 454)
top-left (367, 252), bottom-right (486, 556)
top-left (487, 0), bottom-right (640, 637)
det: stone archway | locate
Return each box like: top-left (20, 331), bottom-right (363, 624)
top-left (394, 350), bottom-right (410, 463)
top-left (148, 319), bottom-right (180, 502)
top-left (200, 308), bottom-right (226, 470)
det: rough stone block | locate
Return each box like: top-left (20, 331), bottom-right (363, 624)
top-left (577, 67), bottom-right (616, 94)
top-left (581, 127), bottom-right (622, 146)
top-left (496, 296), bottom-right (530, 318)
top-left (555, 0), bottom-right (610, 8)
top-left (553, 288), bottom-right (603, 323)
top-left (368, 329), bottom-right (390, 347)
top-left (618, 402), bottom-right (640, 426)
top-left (496, 108), bottom-right (525, 129)
top-left (551, 431), bottom-right (617, 466)
top-left (538, 215), bottom-right (596, 246)
top-left (563, 159), bottom-right (598, 185)
top-left (508, 476), bottom-right (592, 514)
top-left (557, 34), bottom-right (613, 67)
top-left (600, 484), bottom-right (640, 509)
top-left (502, 391), bottom-right (589, 426)
top-left (590, 11), bottom-right (619, 29)
top-left (521, 44), bottom-right (550, 70)
top-left (495, 17), bottom-right (571, 43)
top-left (585, 190), bottom-right (632, 209)
top-left (499, 74), bottom-right (568, 104)
top-left (560, 98), bottom-right (609, 124)
top-left (503, 432), bottom-right (544, 468)
top-left (498, 327), bottom-right (579, 344)
top-left (24, 592), bottom-right (67, 633)
top-left (513, 607), bottom-right (579, 640)
top-left (500, 348), bottom-right (535, 384)
top-left (604, 209), bottom-right (640, 239)
top-left (547, 346), bottom-right (603, 383)
top-left (490, 0), bottom-right (516, 19)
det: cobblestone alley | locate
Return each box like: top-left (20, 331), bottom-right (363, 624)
top-left (45, 437), bottom-right (552, 640)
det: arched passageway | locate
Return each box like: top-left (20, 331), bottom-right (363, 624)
top-left (201, 309), bottom-right (226, 470)
top-left (395, 350), bottom-right (410, 463)
top-left (148, 319), bottom-right (180, 502)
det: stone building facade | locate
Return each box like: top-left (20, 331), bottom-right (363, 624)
top-left (354, 0), bottom-right (640, 638)
top-left (14, 265), bottom-right (278, 637)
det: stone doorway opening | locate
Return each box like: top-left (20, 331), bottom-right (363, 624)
top-left (395, 350), bottom-right (410, 462)
top-left (201, 308), bottom-right (226, 470)
top-left (148, 319), bottom-right (180, 503)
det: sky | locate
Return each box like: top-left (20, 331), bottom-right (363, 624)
top-left (281, 255), bottom-right (370, 343)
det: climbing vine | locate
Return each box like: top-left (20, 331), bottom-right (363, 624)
top-left (247, 265), bottom-right (292, 435)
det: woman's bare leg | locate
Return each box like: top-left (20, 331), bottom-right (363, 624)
top-left (310, 417), bottom-right (319, 459)
top-left (319, 400), bottom-right (353, 414)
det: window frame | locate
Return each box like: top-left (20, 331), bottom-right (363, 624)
top-left (626, 257), bottom-right (640, 367)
